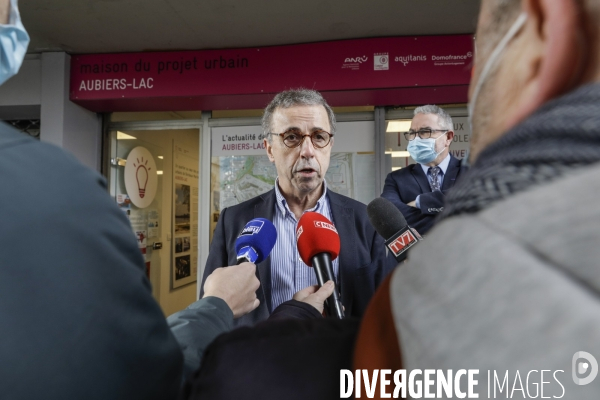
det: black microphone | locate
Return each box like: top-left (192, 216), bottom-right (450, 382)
top-left (367, 197), bottom-right (422, 262)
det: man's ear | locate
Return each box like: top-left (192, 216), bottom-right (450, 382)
top-left (507, 0), bottom-right (587, 129)
top-left (444, 131), bottom-right (455, 147)
top-left (264, 138), bottom-right (275, 162)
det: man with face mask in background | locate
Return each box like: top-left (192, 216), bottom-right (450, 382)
top-left (353, 0), bottom-right (600, 398)
top-left (381, 105), bottom-right (468, 235)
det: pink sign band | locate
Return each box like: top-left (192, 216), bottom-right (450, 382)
top-left (70, 35), bottom-right (474, 111)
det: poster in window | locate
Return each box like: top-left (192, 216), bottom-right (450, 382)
top-left (171, 143), bottom-right (199, 288)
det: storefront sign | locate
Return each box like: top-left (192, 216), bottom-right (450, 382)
top-left (212, 126), bottom-right (268, 156)
top-left (70, 35), bottom-right (473, 111)
top-left (211, 121), bottom-right (375, 156)
top-left (448, 116), bottom-right (470, 160)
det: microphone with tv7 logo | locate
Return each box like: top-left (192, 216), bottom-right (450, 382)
top-left (296, 212), bottom-right (344, 319)
top-left (367, 197), bottom-right (422, 263)
top-left (235, 218), bottom-right (277, 264)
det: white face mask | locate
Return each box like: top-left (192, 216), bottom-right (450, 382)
top-left (465, 12), bottom-right (528, 166)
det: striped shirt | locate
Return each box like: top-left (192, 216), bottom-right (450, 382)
top-left (270, 179), bottom-right (339, 311)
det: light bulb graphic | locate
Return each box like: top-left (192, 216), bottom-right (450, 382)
top-left (133, 157), bottom-right (151, 198)
top-left (125, 147), bottom-right (157, 209)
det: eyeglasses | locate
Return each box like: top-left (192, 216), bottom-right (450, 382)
top-left (403, 129), bottom-right (448, 141)
top-left (271, 129), bottom-right (334, 149)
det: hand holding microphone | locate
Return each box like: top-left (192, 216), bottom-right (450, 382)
top-left (296, 212), bottom-right (345, 319)
top-left (292, 281), bottom-right (335, 314)
top-left (203, 218), bottom-right (278, 318)
top-left (203, 262), bottom-right (261, 318)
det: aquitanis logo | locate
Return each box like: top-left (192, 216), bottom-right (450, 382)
top-left (395, 54), bottom-right (427, 66)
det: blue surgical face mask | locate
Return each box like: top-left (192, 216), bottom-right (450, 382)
top-left (0, 0), bottom-right (30, 86)
top-left (407, 133), bottom-right (447, 165)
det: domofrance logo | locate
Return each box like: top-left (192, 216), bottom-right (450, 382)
top-left (572, 351), bottom-right (598, 385)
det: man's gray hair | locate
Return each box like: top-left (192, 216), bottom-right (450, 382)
top-left (261, 89), bottom-right (336, 142)
top-left (413, 105), bottom-right (453, 131)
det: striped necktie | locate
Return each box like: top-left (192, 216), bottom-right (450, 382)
top-left (429, 166), bottom-right (441, 191)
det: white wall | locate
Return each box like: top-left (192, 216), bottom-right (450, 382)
top-left (41, 53), bottom-right (102, 171)
top-left (0, 57), bottom-right (41, 106)
top-left (0, 52), bottom-right (101, 172)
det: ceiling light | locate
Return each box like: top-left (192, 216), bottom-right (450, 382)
top-left (386, 120), bottom-right (411, 132)
top-left (117, 131), bottom-right (137, 140)
top-left (157, 171), bottom-right (163, 175)
top-left (158, 156), bottom-right (164, 159)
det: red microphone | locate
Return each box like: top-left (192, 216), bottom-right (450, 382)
top-left (296, 212), bottom-right (344, 319)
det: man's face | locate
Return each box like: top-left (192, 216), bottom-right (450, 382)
top-left (264, 105), bottom-right (332, 197)
top-left (410, 113), bottom-right (453, 165)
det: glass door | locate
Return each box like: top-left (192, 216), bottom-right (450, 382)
top-left (109, 133), bottom-right (164, 300)
top-left (107, 127), bottom-right (201, 316)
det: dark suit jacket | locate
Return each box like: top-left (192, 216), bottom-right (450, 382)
top-left (201, 189), bottom-right (398, 327)
top-left (381, 155), bottom-right (468, 235)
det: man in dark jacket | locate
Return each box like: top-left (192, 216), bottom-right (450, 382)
top-left (381, 105), bottom-right (468, 234)
top-left (201, 89), bottom-right (397, 326)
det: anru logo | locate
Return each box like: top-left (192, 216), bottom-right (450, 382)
top-left (239, 221), bottom-right (264, 236)
top-left (388, 230), bottom-right (417, 256)
top-left (314, 221), bottom-right (338, 233)
top-left (344, 56), bottom-right (368, 63)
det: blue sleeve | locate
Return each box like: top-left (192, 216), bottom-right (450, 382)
top-left (381, 172), bottom-right (432, 232)
top-left (418, 191), bottom-right (446, 215)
